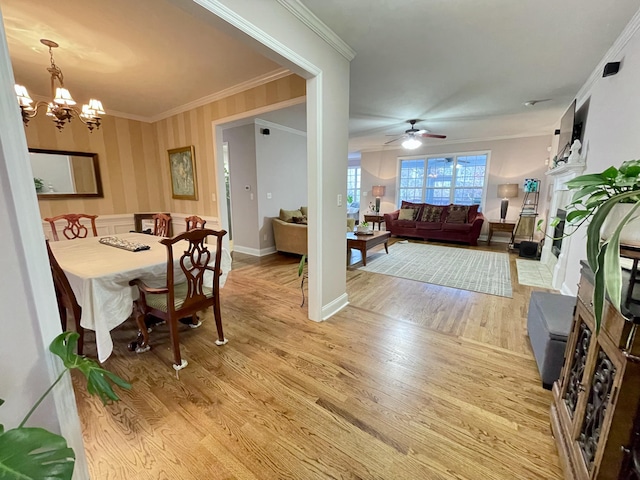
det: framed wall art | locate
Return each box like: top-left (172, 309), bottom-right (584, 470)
top-left (168, 145), bottom-right (198, 200)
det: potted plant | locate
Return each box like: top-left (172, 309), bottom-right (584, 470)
top-left (0, 331), bottom-right (131, 479)
top-left (298, 254), bottom-right (307, 307)
top-left (34, 177), bottom-right (44, 192)
top-left (356, 221), bottom-right (371, 234)
top-left (557, 159), bottom-right (640, 333)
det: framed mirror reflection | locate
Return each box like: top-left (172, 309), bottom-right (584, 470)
top-left (29, 148), bottom-right (103, 199)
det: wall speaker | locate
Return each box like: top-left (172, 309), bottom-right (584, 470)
top-left (519, 241), bottom-right (540, 260)
top-left (261, 128), bottom-right (270, 135)
top-left (603, 61), bottom-right (620, 77)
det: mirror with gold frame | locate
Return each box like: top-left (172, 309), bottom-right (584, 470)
top-left (29, 148), bottom-right (103, 199)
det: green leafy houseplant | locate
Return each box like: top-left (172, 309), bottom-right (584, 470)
top-left (558, 160), bottom-right (640, 333)
top-left (34, 178), bottom-right (44, 192)
top-left (298, 254), bottom-right (307, 307)
top-left (0, 331), bottom-right (131, 479)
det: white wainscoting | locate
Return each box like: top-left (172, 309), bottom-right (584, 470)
top-left (42, 213), bottom-right (222, 242)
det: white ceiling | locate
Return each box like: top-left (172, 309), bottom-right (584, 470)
top-left (300, 0), bottom-right (640, 153)
top-left (2, 0), bottom-right (639, 154)
top-left (1, 0), bottom-right (283, 119)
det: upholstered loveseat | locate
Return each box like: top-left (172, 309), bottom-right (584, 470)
top-left (383, 201), bottom-right (484, 246)
top-left (272, 207), bottom-right (356, 255)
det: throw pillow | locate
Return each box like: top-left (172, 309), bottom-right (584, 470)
top-left (446, 205), bottom-right (470, 223)
top-left (421, 205), bottom-right (444, 223)
top-left (401, 200), bottom-right (424, 219)
top-left (280, 209), bottom-right (303, 223)
top-left (292, 215), bottom-right (308, 224)
top-left (398, 208), bottom-right (416, 220)
top-left (300, 206), bottom-right (308, 216)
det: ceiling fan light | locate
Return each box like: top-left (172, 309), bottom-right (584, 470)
top-left (402, 137), bottom-right (422, 150)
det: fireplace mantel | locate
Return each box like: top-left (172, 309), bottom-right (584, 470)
top-left (542, 160), bottom-right (587, 292)
top-left (545, 161), bottom-right (586, 183)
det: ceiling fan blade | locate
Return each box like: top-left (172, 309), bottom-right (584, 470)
top-left (414, 129), bottom-right (427, 135)
top-left (384, 137), bottom-right (402, 145)
top-left (419, 133), bottom-right (447, 139)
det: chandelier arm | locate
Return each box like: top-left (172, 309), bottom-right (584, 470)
top-left (16, 39), bottom-right (104, 132)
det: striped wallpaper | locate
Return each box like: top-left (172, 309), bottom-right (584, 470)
top-left (26, 74), bottom-right (306, 220)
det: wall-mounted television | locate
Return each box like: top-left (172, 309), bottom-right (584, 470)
top-left (556, 99), bottom-right (576, 160)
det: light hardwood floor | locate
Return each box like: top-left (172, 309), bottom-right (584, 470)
top-left (73, 238), bottom-right (563, 479)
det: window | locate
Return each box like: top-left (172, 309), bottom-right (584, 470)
top-left (347, 166), bottom-right (361, 207)
top-left (398, 153), bottom-right (488, 208)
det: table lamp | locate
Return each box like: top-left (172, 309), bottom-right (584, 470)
top-left (372, 185), bottom-right (386, 213)
top-left (497, 183), bottom-right (518, 222)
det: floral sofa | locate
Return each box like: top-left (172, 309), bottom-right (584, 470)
top-left (383, 201), bottom-right (484, 246)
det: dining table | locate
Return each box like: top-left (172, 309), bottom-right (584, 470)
top-left (48, 232), bottom-right (232, 363)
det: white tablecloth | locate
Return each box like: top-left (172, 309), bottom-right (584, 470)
top-left (49, 232), bottom-right (232, 362)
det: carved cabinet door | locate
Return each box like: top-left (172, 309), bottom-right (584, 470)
top-left (557, 300), bottom-right (625, 479)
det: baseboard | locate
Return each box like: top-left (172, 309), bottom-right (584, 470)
top-left (321, 293), bottom-right (349, 321)
top-left (233, 245), bottom-right (277, 257)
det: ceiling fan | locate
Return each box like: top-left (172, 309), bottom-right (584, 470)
top-left (385, 120), bottom-right (446, 149)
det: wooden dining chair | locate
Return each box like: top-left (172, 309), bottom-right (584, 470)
top-left (46, 240), bottom-right (84, 354)
top-left (129, 228), bottom-right (228, 370)
top-left (152, 213), bottom-right (172, 237)
top-left (44, 213), bottom-right (98, 241)
top-left (185, 215), bottom-right (206, 231)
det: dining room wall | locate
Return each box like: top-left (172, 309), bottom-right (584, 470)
top-left (24, 113), bottom-right (164, 219)
top-left (25, 73), bottom-right (306, 222)
top-left (154, 73), bottom-right (306, 218)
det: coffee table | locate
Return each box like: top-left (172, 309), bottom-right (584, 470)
top-left (347, 230), bottom-right (391, 266)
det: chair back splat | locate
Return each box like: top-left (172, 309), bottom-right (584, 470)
top-left (185, 215), bottom-right (206, 231)
top-left (44, 213), bottom-right (98, 241)
top-left (152, 213), bottom-right (172, 237)
top-left (46, 240), bottom-right (84, 354)
top-left (129, 228), bottom-right (228, 370)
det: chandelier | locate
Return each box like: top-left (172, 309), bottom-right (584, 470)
top-left (14, 39), bottom-right (105, 132)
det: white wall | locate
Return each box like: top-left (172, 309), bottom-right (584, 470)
top-left (360, 135), bottom-right (551, 237)
top-left (0, 12), bottom-right (89, 478)
top-left (224, 124), bottom-right (259, 251)
top-left (561, 12), bottom-right (640, 294)
top-left (201, 0), bottom-right (352, 320)
top-left (224, 120), bottom-right (307, 254)
top-left (255, 122), bottom-right (307, 250)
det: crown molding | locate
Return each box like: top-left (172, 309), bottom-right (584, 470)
top-left (255, 118), bottom-right (306, 137)
top-left (148, 68), bottom-right (292, 122)
top-left (194, 0), bottom-right (321, 77)
top-left (276, 0), bottom-right (356, 61)
top-left (576, 8), bottom-right (640, 103)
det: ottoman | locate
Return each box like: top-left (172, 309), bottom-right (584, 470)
top-left (527, 291), bottom-right (576, 389)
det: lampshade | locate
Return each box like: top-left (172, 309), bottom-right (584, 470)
top-left (372, 185), bottom-right (386, 197)
top-left (497, 183), bottom-right (518, 199)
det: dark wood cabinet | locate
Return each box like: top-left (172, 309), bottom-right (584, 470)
top-left (551, 266), bottom-right (640, 479)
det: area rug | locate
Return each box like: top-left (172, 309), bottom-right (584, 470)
top-left (516, 258), bottom-right (553, 289)
top-left (359, 242), bottom-right (512, 297)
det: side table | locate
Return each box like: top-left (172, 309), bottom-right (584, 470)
top-left (487, 220), bottom-right (515, 246)
top-left (363, 214), bottom-right (385, 231)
